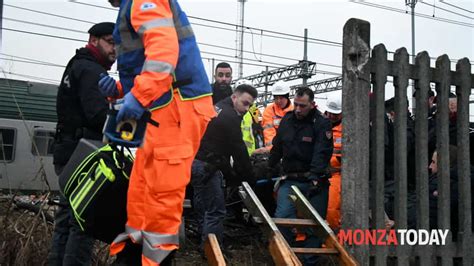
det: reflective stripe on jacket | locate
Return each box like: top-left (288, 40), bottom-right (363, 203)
top-left (262, 102), bottom-right (293, 150)
top-left (241, 111), bottom-right (255, 155)
top-left (114, 0), bottom-right (212, 110)
top-left (330, 123), bottom-right (342, 171)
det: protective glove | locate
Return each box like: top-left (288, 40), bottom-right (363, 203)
top-left (306, 174), bottom-right (329, 198)
top-left (98, 73), bottom-right (119, 97)
top-left (116, 92), bottom-right (146, 123)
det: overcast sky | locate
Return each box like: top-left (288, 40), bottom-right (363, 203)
top-left (0, 0), bottom-right (473, 108)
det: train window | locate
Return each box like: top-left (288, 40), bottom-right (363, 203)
top-left (32, 130), bottom-right (55, 156)
top-left (0, 128), bottom-right (16, 162)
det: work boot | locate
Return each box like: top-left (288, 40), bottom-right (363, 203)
top-left (160, 250), bottom-right (176, 266)
top-left (112, 241), bottom-right (142, 266)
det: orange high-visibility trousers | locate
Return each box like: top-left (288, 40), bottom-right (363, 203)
top-left (110, 93), bottom-right (215, 265)
top-left (326, 171), bottom-right (341, 230)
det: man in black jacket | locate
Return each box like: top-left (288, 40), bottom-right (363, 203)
top-left (48, 22), bottom-right (116, 266)
top-left (269, 87), bottom-right (333, 265)
top-left (192, 84), bottom-right (257, 248)
top-left (211, 62), bottom-right (233, 104)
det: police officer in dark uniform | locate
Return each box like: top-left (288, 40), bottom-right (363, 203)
top-left (192, 84), bottom-right (257, 249)
top-left (268, 87), bottom-right (333, 265)
top-left (48, 22), bottom-right (116, 266)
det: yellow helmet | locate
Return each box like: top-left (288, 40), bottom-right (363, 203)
top-left (249, 104), bottom-right (260, 124)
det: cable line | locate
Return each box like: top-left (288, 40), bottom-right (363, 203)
top-left (419, 1), bottom-right (473, 20)
top-left (352, 1), bottom-right (473, 27)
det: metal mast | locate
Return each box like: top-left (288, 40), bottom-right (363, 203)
top-left (405, 0), bottom-right (417, 111)
top-left (236, 0), bottom-right (247, 79)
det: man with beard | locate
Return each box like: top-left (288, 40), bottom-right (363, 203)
top-left (48, 22), bottom-right (116, 266)
top-left (212, 62), bottom-right (233, 104)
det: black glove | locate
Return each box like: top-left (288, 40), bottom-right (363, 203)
top-left (306, 180), bottom-right (322, 198)
top-left (306, 174), bottom-right (329, 198)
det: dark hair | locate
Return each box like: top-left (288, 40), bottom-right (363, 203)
top-left (295, 87), bottom-right (314, 102)
top-left (215, 62), bottom-right (232, 72)
top-left (235, 84), bottom-right (258, 99)
top-left (412, 89), bottom-right (435, 98)
top-left (384, 97), bottom-right (409, 112)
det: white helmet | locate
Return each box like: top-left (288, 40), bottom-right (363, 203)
top-left (325, 93), bottom-right (342, 114)
top-left (271, 81), bottom-right (290, 96)
top-left (234, 79), bottom-right (252, 89)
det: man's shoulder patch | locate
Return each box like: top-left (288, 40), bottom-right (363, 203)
top-left (326, 130), bottom-right (333, 140)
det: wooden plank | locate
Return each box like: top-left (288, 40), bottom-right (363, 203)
top-left (324, 234), bottom-right (360, 266)
top-left (269, 231), bottom-right (302, 266)
top-left (239, 182), bottom-right (301, 265)
top-left (272, 218), bottom-right (319, 228)
top-left (370, 43), bottom-right (389, 266)
top-left (204, 234), bottom-right (226, 266)
top-left (291, 185), bottom-right (359, 266)
top-left (414, 51), bottom-right (433, 266)
top-left (292, 247), bottom-right (338, 255)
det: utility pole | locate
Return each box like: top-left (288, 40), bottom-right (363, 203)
top-left (405, 0), bottom-right (417, 112)
top-left (302, 28), bottom-right (309, 86)
top-left (0, 0), bottom-right (3, 52)
top-left (236, 0), bottom-right (247, 79)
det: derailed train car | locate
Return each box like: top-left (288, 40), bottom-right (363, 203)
top-left (0, 78), bottom-right (58, 191)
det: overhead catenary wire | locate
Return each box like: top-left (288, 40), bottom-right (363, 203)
top-left (439, 1), bottom-right (474, 14)
top-left (68, 0), bottom-right (344, 47)
top-left (3, 17), bottom-right (87, 34)
top-left (2, 71), bottom-right (60, 84)
top-left (1, 25), bottom-right (296, 69)
top-left (0, 57), bottom-right (65, 68)
top-left (351, 1), bottom-right (474, 28)
top-left (418, 1), bottom-right (473, 20)
top-left (7, 1), bottom-right (471, 65)
top-left (3, 1), bottom-right (472, 84)
top-left (2, 16), bottom-right (345, 69)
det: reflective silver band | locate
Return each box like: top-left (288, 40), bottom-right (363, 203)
top-left (137, 18), bottom-right (174, 37)
top-left (141, 60), bottom-right (174, 74)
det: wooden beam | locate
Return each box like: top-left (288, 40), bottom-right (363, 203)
top-left (204, 234), bottom-right (226, 266)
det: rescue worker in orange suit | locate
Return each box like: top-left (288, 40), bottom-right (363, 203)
top-left (99, 0), bottom-right (215, 265)
top-left (254, 81), bottom-right (293, 154)
top-left (323, 93), bottom-right (343, 230)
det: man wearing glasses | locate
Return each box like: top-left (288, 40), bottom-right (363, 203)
top-left (268, 87), bottom-right (333, 265)
top-left (49, 22), bottom-right (116, 265)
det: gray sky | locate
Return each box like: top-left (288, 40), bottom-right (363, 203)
top-left (1, 0), bottom-right (473, 108)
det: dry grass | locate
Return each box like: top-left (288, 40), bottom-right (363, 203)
top-left (0, 194), bottom-right (111, 266)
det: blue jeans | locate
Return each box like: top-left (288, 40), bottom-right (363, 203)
top-left (191, 159), bottom-right (226, 247)
top-left (47, 164), bottom-right (95, 266)
top-left (274, 179), bottom-right (329, 266)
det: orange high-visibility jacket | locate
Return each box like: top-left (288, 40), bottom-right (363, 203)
top-left (261, 103), bottom-right (293, 150)
top-left (327, 122), bottom-right (342, 229)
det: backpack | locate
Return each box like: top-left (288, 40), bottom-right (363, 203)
top-left (59, 139), bottom-right (134, 243)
